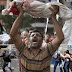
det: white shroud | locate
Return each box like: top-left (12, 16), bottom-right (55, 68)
top-left (25, 1), bottom-right (72, 45)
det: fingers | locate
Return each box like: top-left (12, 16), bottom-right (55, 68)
top-left (49, 5), bottom-right (59, 13)
top-left (17, 3), bottom-right (23, 8)
top-left (16, 3), bottom-right (23, 11)
top-left (49, 7), bottom-right (54, 12)
top-left (15, 3), bottom-right (24, 14)
top-left (49, 5), bottom-right (59, 17)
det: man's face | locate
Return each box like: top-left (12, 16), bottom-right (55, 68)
top-left (29, 32), bottom-right (43, 49)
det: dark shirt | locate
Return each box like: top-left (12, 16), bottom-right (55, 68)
top-left (0, 54), bottom-right (11, 62)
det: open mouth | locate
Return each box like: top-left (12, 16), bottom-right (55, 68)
top-left (32, 38), bottom-right (38, 43)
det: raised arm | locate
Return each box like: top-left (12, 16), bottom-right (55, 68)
top-left (10, 3), bottom-right (24, 50)
top-left (48, 6), bottom-right (64, 56)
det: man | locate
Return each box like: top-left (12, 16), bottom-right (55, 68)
top-left (0, 50), bottom-right (12, 72)
top-left (63, 50), bottom-right (70, 72)
top-left (10, 3), bottom-right (64, 72)
top-left (42, 34), bottom-right (50, 47)
top-left (21, 29), bottom-right (29, 40)
top-left (53, 51), bottom-right (63, 72)
top-left (21, 30), bottom-right (29, 44)
top-left (69, 54), bottom-right (72, 72)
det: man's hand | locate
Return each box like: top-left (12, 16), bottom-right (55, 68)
top-left (16, 3), bottom-right (24, 15)
top-left (49, 5), bottom-right (59, 17)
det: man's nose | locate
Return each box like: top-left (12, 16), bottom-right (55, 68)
top-left (33, 34), bottom-right (37, 37)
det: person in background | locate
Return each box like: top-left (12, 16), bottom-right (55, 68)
top-left (69, 54), bottom-right (72, 72)
top-left (21, 29), bottom-right (29, 44)
top-left (53, 51), bottom-right (63, 72)
top-left (0, 50), bottom-right (12, 72)
top-left (42, 34), bottom-right (50, 47)
top-left (63, 50), bottom-right (70, 72)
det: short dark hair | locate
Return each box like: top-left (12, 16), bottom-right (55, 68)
top-left (30, 29), bottom-right (43, 40)
top-left (28, 27), bottom-right (37, 31)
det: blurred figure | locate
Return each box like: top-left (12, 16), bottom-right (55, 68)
top-left (45, 34), bottom-right (50, 43)
top-left (63, 50), bottom-right (70, 72)
top-left (42, 34), bottom-right (50, 47)
top-left (0, 50), bottom-right (12, 72)
top-left (21, 29), bottom-right (29, 41)
top-left (69, 54), bottom-right (72, 72)
top-left (53, 51), bottom-right (63, 72)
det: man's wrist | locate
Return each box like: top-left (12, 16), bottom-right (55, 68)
top-left (51, 16), bottom-right (56, 20)
top-left (51, 15), bottom-right (56, 18)
top-left (19, 12), bottom-right (24, 16)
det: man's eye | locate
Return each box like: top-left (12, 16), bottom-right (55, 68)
top-left (31, 34), bottom-right (34, 37)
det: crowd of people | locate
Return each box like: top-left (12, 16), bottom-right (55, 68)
top-left (53, 50), bottom-right (72, 72)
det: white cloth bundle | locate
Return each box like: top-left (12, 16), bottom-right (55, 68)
top-left (26, 1), bottom-right (72, 45)
top-left (26, 1), bottom-right (52, 18)
top-left (62, 19), bottom-right (72, 44)
top-left (26, 1), bottom-right (72, 19)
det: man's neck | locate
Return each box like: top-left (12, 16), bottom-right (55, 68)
top-left (30, 48), bottom-right (40, 55)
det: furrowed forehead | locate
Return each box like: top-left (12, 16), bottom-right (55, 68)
top-left (29, 30), bottom-right (43, 40)
top-left (30, 32), bottom-right (41, 35)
